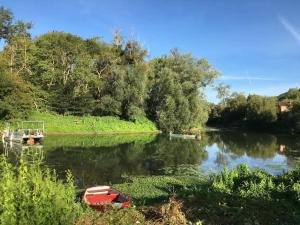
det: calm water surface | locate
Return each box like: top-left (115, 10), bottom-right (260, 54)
top-left (1, 131), bottom-right (300, 188)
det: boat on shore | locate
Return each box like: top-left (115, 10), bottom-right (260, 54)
top-left (83, 186), bottom-right (131, 211)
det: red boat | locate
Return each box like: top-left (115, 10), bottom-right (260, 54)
top-left (83, 186), bottom-right (131, 211)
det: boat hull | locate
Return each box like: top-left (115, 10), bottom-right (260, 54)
top-left (83, 186), bottom-right (131, 212)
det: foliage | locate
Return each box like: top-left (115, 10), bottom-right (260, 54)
top-left (208, 89), bottom-right (300, 135)
top-left (0, 6), bottom-right (32, 42)
top-left (44, 133), bottom-right (157, 148)
top-left (146, 50), bottom-right (219, 132)
top-left (246, 95), bottom-right (278, 123)
top-left (0, 7), bottom-right (219, 131)
top-left (220, 92), bottom-right (247, 124)
top-left (208, 93), bottom-right (279, 129)
top-left (289, 102), bottom-right (300, 133)
top-left (29, 111), bottom-right (157, 134)
top-left (278, 88), bottom-right (300, 103)
top-left (214, 83), bottom-right (231, 102)
top-left (115, 174), bottom-right (206, 205)
top-left (278, 90), bottom-right (300, 134)
top-left (116, 165), bottom-right (300, 225)
top-left (160, 197), bottom-right (188, 225)
top-left (0, 151), bottom-right (299, 225)
top-left (0, 72), bottom-right (32, 120)
top-left (0, 155), bottom-right (80, 225)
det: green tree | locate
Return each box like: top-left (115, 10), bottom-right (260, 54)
top-left (246, 95), bottom-right (278, 123)
top-left (221, 92), bottom-right (247, 123)
top-left (0, 71), bottom-right (32, 120)
top-left (0, 6), bottom-right (13, 41)
top-left (147, 50), bottom-right (219, 132)
top-left (31, 32), bottom-right (95, 115)
top-left (0, 6), bottom-right (32, 42)
top-left (92, 34), bottom-right (148, 120)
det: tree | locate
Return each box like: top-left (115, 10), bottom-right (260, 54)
top-left (147, 50), bottom-right (219, 132)
top-left (0, 6), bottom-right (32, 42)
top-left (92, 34), bottom-right (148, 120)
top-left (31, 32), bottom-right (95, 114)
top-left (0, 71), bottom-right (32, 120)
top-left (222, 92), bottom-right (247, 123)
top-left (2, 36), bottom-right (35, 77)
top-left (246, 95), bottom-right (278, 123)
top-left (0, 6), bottom-right (13, 41)
top-left (215, 83), bottom-right (231, 103)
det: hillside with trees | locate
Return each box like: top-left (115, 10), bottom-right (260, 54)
top-left (208, 88), bottom-right (300, 134)
top-left (0, 6), bottom-right (219, 133)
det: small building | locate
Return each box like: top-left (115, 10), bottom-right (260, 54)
top-left (278, 100), bottom-right (291, 113)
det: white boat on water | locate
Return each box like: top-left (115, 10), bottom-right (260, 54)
top-left (169, 133), bottom-right (201, 140)
top-left (2, 121), bottom-right (44, 144)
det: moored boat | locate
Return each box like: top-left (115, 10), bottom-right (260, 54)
top-left (2, 121), bottom-right (44, 144)
top-left (169, 133), bottom-right (201, 140)
top-left (83, 186), bottom-right (131, 211)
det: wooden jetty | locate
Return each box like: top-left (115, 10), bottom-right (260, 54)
top-left (2, 121), bottom-right (44, 144)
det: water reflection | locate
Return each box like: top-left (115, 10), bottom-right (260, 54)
top-left (1, 141), bottom-right (44, 163)
top-left (202, 131), bottom-right (300, 174)
top-left (1, 131), bottom-right (299, 188)
top-left (41, 135), bottom-right (207, 188)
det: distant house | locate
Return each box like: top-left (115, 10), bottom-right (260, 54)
top-left (278, 100), bottom-right (291, 113)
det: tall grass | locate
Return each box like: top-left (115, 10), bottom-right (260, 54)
top-left (29, 111), bottom-right (158, 134)
top-left (0, 154), bottom-right (299, 225)
top-left (44, 133), bottom-right (157, 149)
top-left (116, 165), bottom-right (300, 225)
top-left (0, 154), bottom-right (81, 225)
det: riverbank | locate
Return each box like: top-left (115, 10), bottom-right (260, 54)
top-left (1, 155), bottom-right (299, 225)
top-left (115, 165), bottom-right (300, 224)
top-left (206, 122), bottom-right (300, 136)
top-left (26, 112), bottom-right (159, 134)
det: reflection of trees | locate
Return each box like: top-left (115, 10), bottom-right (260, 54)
top-left (206, 131), bottom-right (278, 159)
top-left (44, 143), bottom-right (148, 188)
top-left (215, 151), bottom-right (228, 167)
top-left (143, 136), bottom-right (208, 172)
top-left (42, 135), bottom-right (207, 188)
top-left (276, 135), bottom-right (300, 168)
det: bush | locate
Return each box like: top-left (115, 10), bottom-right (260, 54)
top-left (0, 155), bottom-right (80, 225)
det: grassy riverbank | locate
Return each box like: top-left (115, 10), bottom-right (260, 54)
top-left (27, 112), bottom-right (158, 134)
top-left (43, 134), bottom-right (157, 149)
top-left (116, 165), bottom-right (300, 225)
top-left (1, 154), bottom-right (299, 225)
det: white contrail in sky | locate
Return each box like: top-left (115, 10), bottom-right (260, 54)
top-left (278, 15), bottom-right (300, 45)
top-left (220, 76), bottom-right (281, 81)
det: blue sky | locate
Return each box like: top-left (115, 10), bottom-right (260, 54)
top-left (1, 0), bottom-right (300, 102)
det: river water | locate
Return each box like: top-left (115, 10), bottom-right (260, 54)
top-left (1, 131), bottom-right (300, 188)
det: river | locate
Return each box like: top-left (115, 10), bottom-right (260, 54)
top-left (1, 131), bottom-right (299, 189)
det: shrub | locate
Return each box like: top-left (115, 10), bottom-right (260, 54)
top-left (0, 155), bottom-right (80, 225)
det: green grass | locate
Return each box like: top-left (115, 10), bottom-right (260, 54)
top-left (1, 153), bottom-right (299, 225)
top-left (28, 111), bottom-right (158, 134)
top-left (44, 133), bottom-right (157, 149)
top-left (116, 165), bottom-right (300, 225)
top-left (115, 175), bottom-right (207, 206)
top-left (0, 155), bottom-right (80, 225)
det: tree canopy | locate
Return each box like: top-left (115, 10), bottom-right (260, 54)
top-left (0, 6), bottom-right (219, 132)
top-left (146, 50), bottom-right (218, 132)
